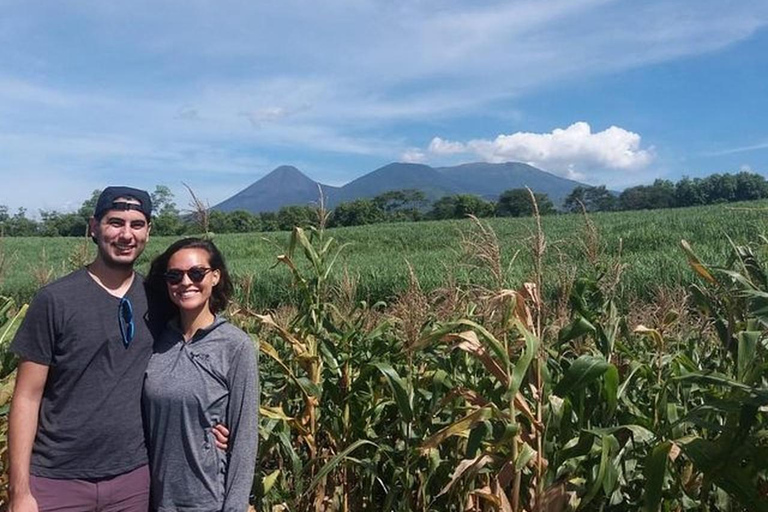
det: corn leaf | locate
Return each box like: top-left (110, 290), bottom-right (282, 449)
top-left (371, 362), bottom-right (413, 422)
top-left (678, 437), bottom-right (768, 512)
top-left (554, 355), bottom-right (610, 397)
top-left (262, 469), bottom-right (281, 495)
top-left (437, 454), bottom-right (494, 498)
top-left (0, 303), bottom-right (27, 347)
top-left (582, 434), bottom-right (617, 506)
top-left (558, 316), bottom-right (596, 345)
top-left (420, 407), bottom-right (494, 453)
top-left (643, 441), bottom-right (672, 512)
top-left (737, 330), bottom-right (760, 383)
top-left (445, 330), bottom-right (509, 387)
top-left (304, 439), bottom-right (378, 495)
top-left (680, 240), bottom-right (716, 284)
top-left (510, 319), bottom-right (539, 397)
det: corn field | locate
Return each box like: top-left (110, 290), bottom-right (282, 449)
top-left (2, 200), bottom-right (768, 308)
top-left (1, 204), bottom-right (768, 510)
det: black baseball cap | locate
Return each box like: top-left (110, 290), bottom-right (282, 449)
top-left (93, 186), bottom-right (152, 220)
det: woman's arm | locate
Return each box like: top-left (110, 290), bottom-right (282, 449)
top-left (222, 335), bottom-right (259, 512)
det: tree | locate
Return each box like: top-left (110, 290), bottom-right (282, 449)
top-left (151, 185), bottom-right (178, 216)
top-left (734, 172), bottom-right (768, 201)
top-left (331, 199), bottom-right (384, 227)
top-left (372, 189), bottom-right (427, 222)
top-left (674, 177), bottom-right (704, 207)
top-left (619, 180), bottom-right (675, 210)
top-left (38, 210), bottom-right (60, 237)
top-left (259, 212), bottom-right (279, 232)
top-left (563, 185), bottom-right (616, 213)
top-left (618, 186), bottom-right (647, 210)
top-left (152, 213), bottom-right (185, 236)
top-left (0, 205), bottom-right (9, 236)
top-left (496, 189), bottom-right (555, 217)
top-left (39, 211), bottom-right (88, 237)
top-left (150, 185), bottom-right (184, 236)
top-left (373, 189), bottom-right (428, 213)
top-left (429, 194), bottom-right (495, 220)
top-left (207, 210), bottom-right (233, 234)
top-left (228, 210), bottom-right (260, 233)
top-left (77, 189), bottom-right (102, 219)
top-left (277, 205), bottom-right (316, 231)
top-left (6, 208), bottom-right (38, 236)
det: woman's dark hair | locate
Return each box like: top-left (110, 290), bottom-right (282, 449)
top-left (145, 238), bottom-right (234, 327)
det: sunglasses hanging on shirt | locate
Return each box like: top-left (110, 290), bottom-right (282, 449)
top-left (118, 297), bottom-right (135, 348)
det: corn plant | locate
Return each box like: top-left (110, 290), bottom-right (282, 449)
top-left (0, 296), bottom-right (28, 507)
top-left (245, 210), bottom-right (768, 511)
top-left (638, 241), bottom-right (768, 511)
top-left (3, 206), bottom-right (767, 511)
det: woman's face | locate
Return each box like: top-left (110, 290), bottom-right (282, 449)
top-left (165, 248), bottom-right (220, 314)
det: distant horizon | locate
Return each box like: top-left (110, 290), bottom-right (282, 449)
top-left (7, 159), bottom-right (765, 218)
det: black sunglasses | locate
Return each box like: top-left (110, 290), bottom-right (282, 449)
top-left (163, 266), bottom-right (213, 285)
top-left (118, 297), bottom-right (134, 348)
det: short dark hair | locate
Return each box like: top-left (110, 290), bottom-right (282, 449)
top-left (145, 238), bottom-right (234, 326)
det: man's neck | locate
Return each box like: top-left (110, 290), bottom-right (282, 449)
top-left (86, 258), bottom-right (135, 298)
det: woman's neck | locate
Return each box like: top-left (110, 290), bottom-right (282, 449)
top-left (179, 308), bottom-right (216, 341)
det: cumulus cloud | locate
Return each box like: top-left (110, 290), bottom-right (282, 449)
top-left (428, 137), bottom-right (466, 155)
top-left (401, 148), bottom-right (427, 163)
top-left (427, 122), bottom-right (654, 178)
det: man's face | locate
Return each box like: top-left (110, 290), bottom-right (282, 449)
top-left (89, 199), bottom-right (151, 269)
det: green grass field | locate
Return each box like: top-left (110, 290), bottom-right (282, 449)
top-left (2, 200), bottom-right (767, 308)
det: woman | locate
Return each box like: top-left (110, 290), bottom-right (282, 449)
top-left (144, 238), bottom-right (258, 511)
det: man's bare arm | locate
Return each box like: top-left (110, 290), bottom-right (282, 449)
top-left (8, 360), bottom-right (49, 512)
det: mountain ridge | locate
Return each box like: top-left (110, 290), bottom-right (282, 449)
top-left (214, 165), bottom-right (340, 213)
top-left (213, 161), bottom-right (590, 213)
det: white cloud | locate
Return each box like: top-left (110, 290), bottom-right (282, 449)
top-left (427, 122), bottom-right (654, 179)
top-left (401, 148), bottom-right (426, 163)
top-left (428, 137), bottom-right (466, 155)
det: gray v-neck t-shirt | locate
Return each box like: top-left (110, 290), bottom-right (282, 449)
top-left (11, 268), bottom-right (153, 479)
top-left (143, 316), bottom-right (259, 511)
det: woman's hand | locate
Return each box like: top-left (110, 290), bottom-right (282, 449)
top-left (211, 423), bottom-right (230, 450)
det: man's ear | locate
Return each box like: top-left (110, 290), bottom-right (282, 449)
top-left (88, 217), bottom-right (99, 243)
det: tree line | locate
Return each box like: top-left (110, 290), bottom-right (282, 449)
top-left (1, 171), bottom-right (766, 236)
top-left (563, 171), bottom-right (768, 213)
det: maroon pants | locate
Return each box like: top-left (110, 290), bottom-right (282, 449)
top-left (29, 464), bottom-right (149, 512)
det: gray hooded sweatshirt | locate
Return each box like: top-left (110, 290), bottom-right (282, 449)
top-left (143, 316), bottom-right (259, 511)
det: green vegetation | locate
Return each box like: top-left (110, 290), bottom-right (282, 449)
top-left (2, 201), bottom-right (767, 309)
top-left (565, 171), bottom-right (768, 213)
top-left (1, 197), bottom-right (768, 510)
top-left (246, 219), bottom-right (768, 510)
top-left (3, 171), bottom-right (768, 237)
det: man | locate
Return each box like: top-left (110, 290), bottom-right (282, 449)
top-left (8, 187), bottom-right (226, 512)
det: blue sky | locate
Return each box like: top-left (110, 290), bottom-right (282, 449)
top-left (1, 0), bottom-right (767, 214)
